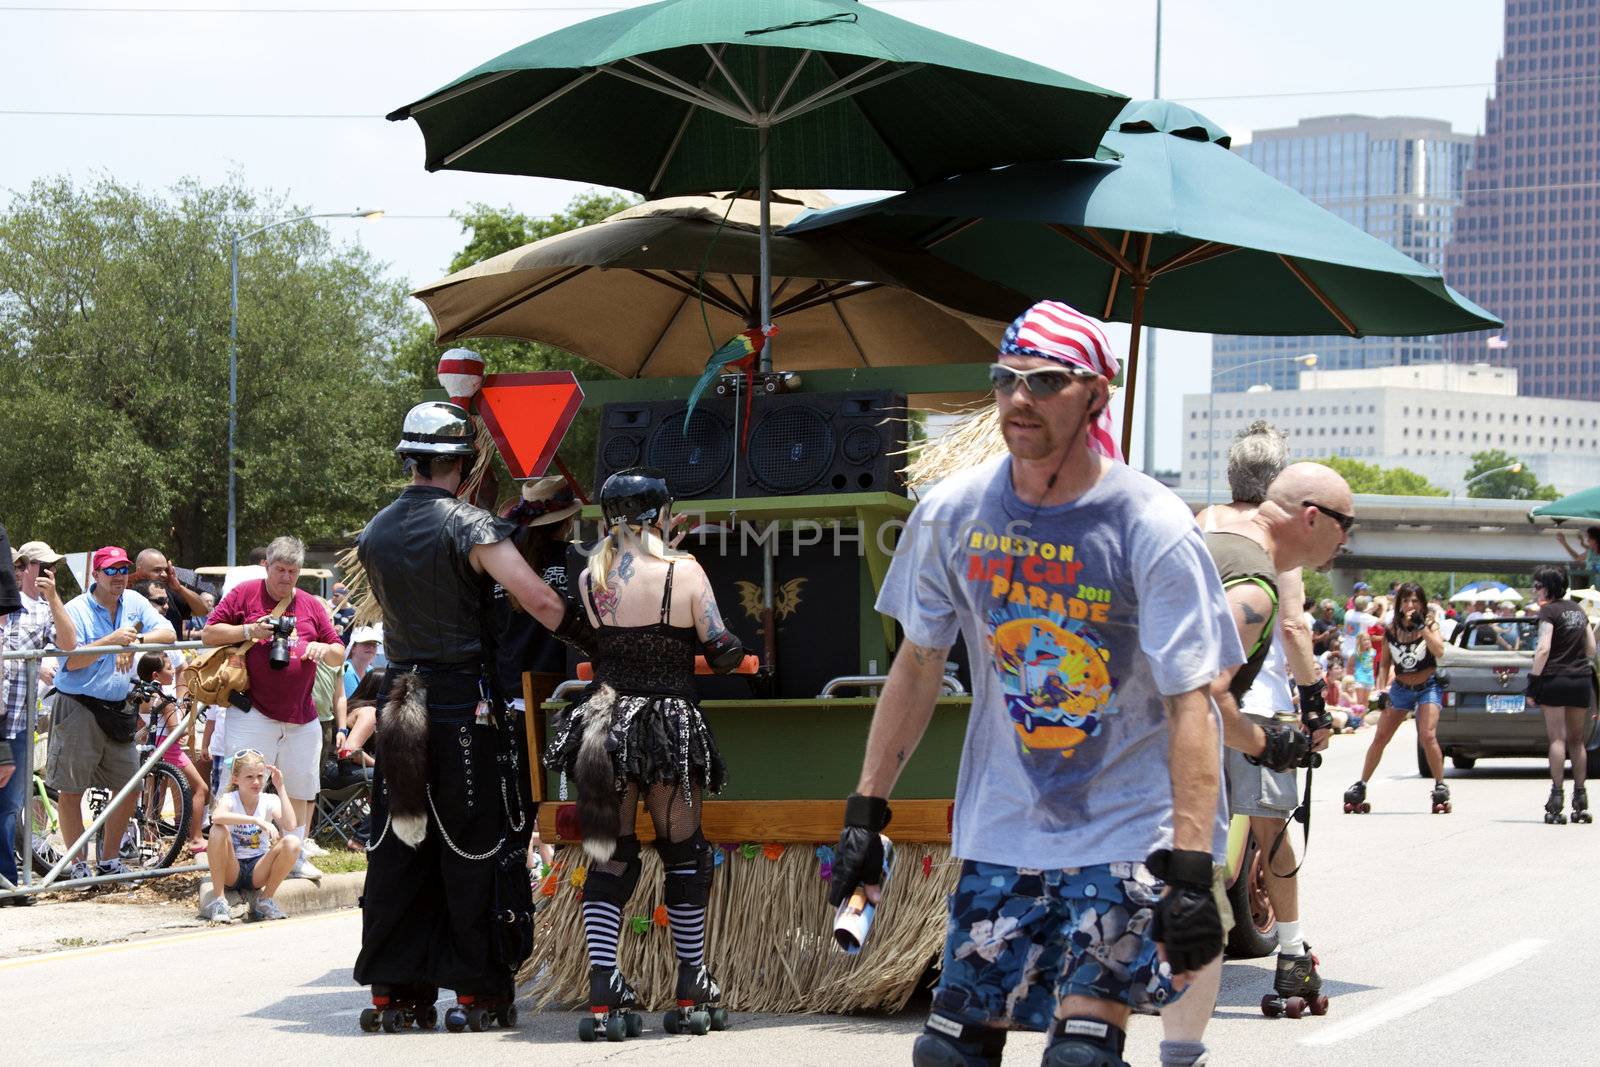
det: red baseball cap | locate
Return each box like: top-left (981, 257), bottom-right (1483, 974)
top-left (91, 546), bottom-right (131, 572)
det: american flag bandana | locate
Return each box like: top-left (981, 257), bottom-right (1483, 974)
top-left (998, 300), bottom-right (1123, 461)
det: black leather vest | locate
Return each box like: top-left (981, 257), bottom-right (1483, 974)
top-left (357, 486), bottom-right (515, 668)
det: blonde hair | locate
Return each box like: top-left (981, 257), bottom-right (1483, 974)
top-left (1341, 676), bottom-right (1357, 694)
top-left (214, 749), bottom-right (268, 808)
top-left (586, 518), bottom-right (686, 596)
top-left (1356, 631), bottom-right (1372, 653)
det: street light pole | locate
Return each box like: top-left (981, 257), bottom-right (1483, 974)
top-left (226, 208), bottom-right (383, 565)
top-left (1204, 352), bottom-right (1317, 505)
top-left (1141, 0), bottom-right (1162, 474)
top-left (1452, 461), bottom-right (1523, 503)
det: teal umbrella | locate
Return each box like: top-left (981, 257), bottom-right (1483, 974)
top-left (1530, 486), bottom-right (1600, 524)
top-left (785, 99), bottom-right (1502, 453)
top-left (388, 0), bottom-right (1125, 367)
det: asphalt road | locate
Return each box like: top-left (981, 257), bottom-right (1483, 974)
top-left (5, 720), bottom-right (1595, 1065)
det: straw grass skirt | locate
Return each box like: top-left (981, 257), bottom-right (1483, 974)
top-left (520, 842), bottom-right (958, 1014)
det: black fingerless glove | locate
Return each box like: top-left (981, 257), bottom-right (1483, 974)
top-left (702, 630), bottom-right (745, 674)
top-left (1298, 679), bottom-right (1332, 734)
top-left (1247, 721), bottom-right (1312, 772)
top-left (552, 601), bottom-right (598, 659)
top-left (827, 794), bottom-right (892, 908)
top-left (1146, 848), bottom-right (1223, 974)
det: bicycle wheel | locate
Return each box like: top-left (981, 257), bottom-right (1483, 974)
top-left (127, 763), bottom-right (190, 871)
top-left (14, 789), bottom-right (63, 878)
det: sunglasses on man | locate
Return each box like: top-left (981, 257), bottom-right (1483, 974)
top-left (989, 363), bottom-right (1098, 398)
top-left (100, 564), bottom-right (131, 576)
top-left (1302, 500), bottom-right (1355, 533)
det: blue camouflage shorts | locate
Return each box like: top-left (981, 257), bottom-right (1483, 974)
top-left (932, 860), bottom-right (1181, 1031)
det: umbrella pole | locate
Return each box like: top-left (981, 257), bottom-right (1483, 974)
top-left (1118, 280), bottom-right (1148, 460)
top-left (758, 121), bottom-right (773, 372)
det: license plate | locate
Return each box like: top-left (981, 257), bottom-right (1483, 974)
top-left (1486, 694), bottom-right (1525, 714)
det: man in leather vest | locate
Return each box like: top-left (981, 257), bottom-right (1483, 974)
top-left (352, 400), bottom-right (596, 1032)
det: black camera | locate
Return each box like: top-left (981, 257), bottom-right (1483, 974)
top-left (264, 615), bottom-right (298, 670)
top-left (1401, 610), bottom-right (1425, 631)
top-left (129, 677), bottom-right (165, 704)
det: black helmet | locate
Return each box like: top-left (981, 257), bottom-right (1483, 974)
top-left (600, 467), bottom-right (672, 528)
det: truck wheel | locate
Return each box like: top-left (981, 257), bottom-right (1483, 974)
top-left (1451, 754), bottom-right (1477, 770)
top-left (1416, 743), bottom-right (1432, 778)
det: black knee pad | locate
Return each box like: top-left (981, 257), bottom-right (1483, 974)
top-left (657, 831), bottom-right (713, 908)
top-left (583, 835), bottom-right (641, 906)
top-left (1043, 1017), bottom-right (1127, 1067)
top-left (910, 1015), bottom-right (1006, 1067)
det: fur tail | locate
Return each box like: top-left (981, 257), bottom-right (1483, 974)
top-left (576, 684), bottom-right (620, 863)
top-left (376, 673), bottom-right (430, 849)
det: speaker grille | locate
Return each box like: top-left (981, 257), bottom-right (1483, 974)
top-left (600, 433), bottom-right (643, 474)
top-left (748, 407), bottom-right (836, 494)
top-left (841, 425), bottom-right (881, 465)
top-left (646, 408), bottom-right (733, 498)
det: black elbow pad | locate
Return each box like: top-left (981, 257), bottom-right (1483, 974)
top-left (703, 631), bottom-right (744, 674)
top-left (553, 601), bottom-right (598, 659)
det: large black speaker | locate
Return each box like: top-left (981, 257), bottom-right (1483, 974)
top-left (595, 391), bottom-right (908, 500)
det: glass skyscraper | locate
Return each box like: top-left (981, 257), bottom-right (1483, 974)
top-left (1443, 0), bottom-right (1600, 400)
top-left (1210, 115), bottom-right (1475, 392)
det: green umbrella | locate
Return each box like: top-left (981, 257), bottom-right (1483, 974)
top-left (388, 0), bottom-right (1125, 367)
top-left (786, 99), bottom-right (1502, 454)
top-left (1530, 487), bottom-right (1600, 524)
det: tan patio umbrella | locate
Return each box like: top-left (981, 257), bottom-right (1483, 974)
top-left (412, 192), bottom-right (1026, 378)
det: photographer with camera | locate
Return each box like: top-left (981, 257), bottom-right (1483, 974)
top-left (52, 546), bottom-right (175, 880)
top-left (1185, 462), bottom-right (1351, 1028)
top-left (1349, 581), bottom-right (1450, 814)
top-left (203, 535), bottom-right (343, 881)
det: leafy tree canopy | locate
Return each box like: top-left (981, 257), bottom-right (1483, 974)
top-left (0, 176), bottom-right (414, 565)
top-left (1463, 449), bottom-right (1559, 500)
top-left (1317, 456), bottom-right (1448, 497)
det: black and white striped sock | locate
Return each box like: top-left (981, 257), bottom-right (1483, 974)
top-left (664, 865), bottom-right (705, 966)
top-left (582, 900), bottom-right (623, 970)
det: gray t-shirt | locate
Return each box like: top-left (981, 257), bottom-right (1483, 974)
top-left (877, 457), bottom-right (1242, 869)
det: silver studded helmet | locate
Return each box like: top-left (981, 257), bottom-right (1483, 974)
top-left (395, 401), bottom-right (476, 457)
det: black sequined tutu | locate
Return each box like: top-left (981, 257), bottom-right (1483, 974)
top-left (542, 686), bottom-right (726, 795)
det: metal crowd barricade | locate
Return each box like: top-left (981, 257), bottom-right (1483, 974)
top-left (0, 639), bottom-right (209, 900)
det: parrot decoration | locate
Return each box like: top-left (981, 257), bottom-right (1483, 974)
top-left (683, 324), bottom-right (777, 444)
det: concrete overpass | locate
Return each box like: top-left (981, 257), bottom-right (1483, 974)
top-left (1176, 491), bottom-right (1570, 580)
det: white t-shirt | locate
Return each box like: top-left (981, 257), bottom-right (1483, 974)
top-left (220, 790), bottom-right (280, 861)
top-left (1341, 611), bottom-right (1378, 659)
top-left (1241, 631), bottom-right (1292, 717)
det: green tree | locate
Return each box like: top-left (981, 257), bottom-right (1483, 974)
top-left (1317, 456), bottom-right (1448, 496)
top-left (392, 191), bottom-right (639, 492)
top-left (0, 176), bottom-right (414, 564)
top-left (1463, 449), bottom-right (1559, 500)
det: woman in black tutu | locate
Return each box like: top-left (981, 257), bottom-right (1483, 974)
top-left (543, 467), bottom-right (744, 1037)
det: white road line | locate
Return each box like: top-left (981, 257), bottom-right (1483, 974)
top-left (1301, 939), bottom-right (1546, 1047)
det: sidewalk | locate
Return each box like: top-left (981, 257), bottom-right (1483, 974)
top-left (0, 871), bottom-right (363, 959)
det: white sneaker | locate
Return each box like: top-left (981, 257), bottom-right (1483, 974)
top-left (251, 896), bottom-right (288, 921)
top-left (301, 840), bottom-right (328, 858)
top-left (200, 897), bottom-right (233, 924)
top-left (289, 858), bottom-right (324, 881)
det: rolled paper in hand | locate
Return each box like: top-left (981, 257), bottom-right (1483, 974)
top-left (832, 835), bottom-right (894, 955)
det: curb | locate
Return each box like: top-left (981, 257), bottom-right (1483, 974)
top-left (197, 870), bottom-right (363, 919)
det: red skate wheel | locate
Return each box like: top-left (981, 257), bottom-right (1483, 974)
top-left (1311, 995), bottom-right (1330, 1016)
top-left (1343, 803), bottom-right (1354, 813)
top-left (1284, 997), bottom-right (1306, 1019)
top-left (1261, 995), bottom-right (1284, 1018)
top-left (1360, 803), bottom-right (1371, 813)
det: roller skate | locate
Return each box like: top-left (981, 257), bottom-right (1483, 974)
top-left (1260, 945), bottom-right (1329, 1019)
top-left (1343, 780), bottom-right (1370, 814)
top-left (358, 984), bottom-right (439, 1033)
top-left (1544, 785), bottom-right (1568, 825)
top-left (1430, 781), bottom-right (1452, 814)
top-left (1572, 786), bottom-right (1592, 824)
top-left (662, 961), bottom-right (728, 1035)
top-left (444, 991), bottom-right (518, 1033)
top-left (578, 965), bottom-right (642, 1042)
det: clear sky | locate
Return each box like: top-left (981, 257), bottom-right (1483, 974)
top-left (1, 0), bottom-right (1508, 469)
